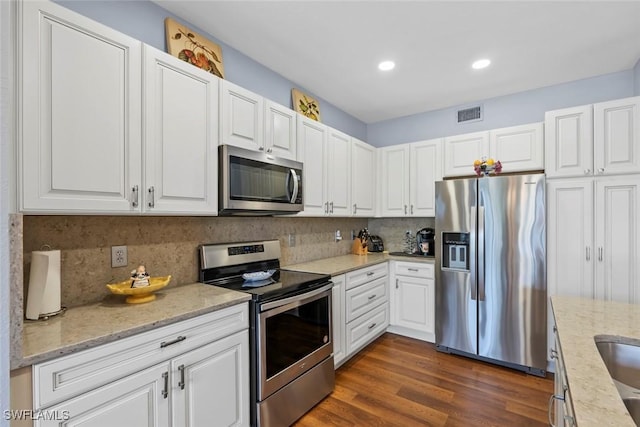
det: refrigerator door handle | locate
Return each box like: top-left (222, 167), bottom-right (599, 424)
top-left (478, 206), bottom-right (486, 301)
top-left (470, 206), bottom-right (477, 301)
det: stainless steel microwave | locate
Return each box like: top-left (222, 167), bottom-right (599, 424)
top-left (218, 145), bottom-right (303, 215)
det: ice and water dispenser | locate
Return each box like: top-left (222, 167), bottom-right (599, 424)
top-left (441, 232), bottom-right (470, 271)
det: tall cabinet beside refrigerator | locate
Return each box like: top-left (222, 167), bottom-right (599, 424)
top-left (435, 174), bottom-right (547, 376)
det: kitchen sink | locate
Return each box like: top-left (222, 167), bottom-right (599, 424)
top-left (388, 251), bottom-right (435, 259)
top-left (595, 335), bottom-right (640, 425)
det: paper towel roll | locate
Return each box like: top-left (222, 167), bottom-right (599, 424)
top-left (26, 250), bottom-right (61, 320)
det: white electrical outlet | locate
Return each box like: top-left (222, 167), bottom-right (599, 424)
top-left (288, 234), bottom-right (296, 247)
top-left (111, 245), bottom-right (128, 268)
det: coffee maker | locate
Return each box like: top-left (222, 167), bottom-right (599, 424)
top-left (416, 228), bottom-right (435, 256)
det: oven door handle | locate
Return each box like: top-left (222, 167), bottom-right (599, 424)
top-left (260, 282), bottom-right (333, 312)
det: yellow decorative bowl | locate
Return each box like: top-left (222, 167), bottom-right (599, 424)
top-left (106, 275), bottom-right (172, 304)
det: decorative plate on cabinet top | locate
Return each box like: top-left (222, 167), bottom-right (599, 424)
top-left (106, 275), bottom-right (171, 304)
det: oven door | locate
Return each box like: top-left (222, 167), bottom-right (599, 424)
top-left (257, 283), bottom-right (333, 400)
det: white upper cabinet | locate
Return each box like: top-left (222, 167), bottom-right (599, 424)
top-left (143, 45), bottom-right (218, 215)
top-left (220, 80), bottom-right (264, 151)
top-left (297, 116), bottom-right (328, 215)
top-left (20, 0), bottom-right (142, 213)
top-left (264, 100), bottom-right (297, 160)
top-left (443, 131), bottom-right (489, 177)
top-left (379, 139), bottom-right (442, 217)
top-left (351, 138), bottom-right (376, 217)
top-left (327, 128), bottom-right (351, 216)
top-left (489, 122), bottom-right (544, 172)
top-left (443, 123), bottom-right (543, 177)
top-left (594, 97), bottom-right (640, 176)
top-left (546, 97), bottom-right (640, 178)
top-left (409, 139), bottom-right (442, 217)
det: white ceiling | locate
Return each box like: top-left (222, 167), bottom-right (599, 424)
top-left (155, 1), bottom-right (640, 124)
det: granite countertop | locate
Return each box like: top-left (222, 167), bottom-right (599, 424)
top-left (552, 296), bottom-right (640, 427)
top-left (17, 283), bottom-right (250, 368)
top-left (283, 252), bottom-right (434, 276)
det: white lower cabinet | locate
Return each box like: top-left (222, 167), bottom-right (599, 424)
top-left (331, 274), bottom-right (346, 368)
top-left (33, 305), bottom-right (250, 427)
top-left (341, 264), bottom-right (389, 362)
top-left (388, 261), bottom-right (435, 342)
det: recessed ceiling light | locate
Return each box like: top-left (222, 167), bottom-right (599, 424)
top-left (378, 61), bottom-right (395, 71)
top-left (472, 59), bottom-right (491, 70)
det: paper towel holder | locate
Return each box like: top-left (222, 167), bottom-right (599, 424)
top-left (25, 245), bottom-right (67, 321)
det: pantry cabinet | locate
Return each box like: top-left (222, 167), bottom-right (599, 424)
top-left (33, 305), bottom-right (250, 427)
top-left (143, 45), bottom-right (218, 214)
top-left (19, 0), bottom-right (142, 213)
top-left (545, 97), bottom-right (640, 178)
top-left (388, 261), bottom-right (435, 342)
top-left (351, 138), bottom-right (376, 217)
top-left (379, 139), bottom-right (442, 217)
top-left (443, 123), bottom-right (543, 177)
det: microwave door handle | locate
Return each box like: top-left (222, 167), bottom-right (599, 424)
top-left (288, 169), bottom-right (299, 203)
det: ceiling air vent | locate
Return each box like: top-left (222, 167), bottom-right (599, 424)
top-left (457, 105), bottom-right (482, 123)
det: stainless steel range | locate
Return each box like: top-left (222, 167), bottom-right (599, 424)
top-left (199, 240), bottom-right (334, 427)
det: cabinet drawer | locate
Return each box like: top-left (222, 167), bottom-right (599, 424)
top-left (33, 303), bottom-right (248, 410)
top-left (345, 277), bottom-right (387, 323)
top-left (394, 261), bottom-right (434, 279)
top-left (346, 303), bottom-right (388, 356)
top-left (346, 263), bottom-right (388, 290)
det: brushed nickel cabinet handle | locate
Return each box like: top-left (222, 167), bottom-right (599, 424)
top-left (408, 268), bottom-right (419, 272)
top-left (366, 272), bottom-right (375, 277)
top-left (404, 205), bottom-right (408, 215)
top-left (131, 185), bottom-right (139, 208)
top-left (162, 372), bottom-right (169, 399)
top-left (586, 247), bottom-right (590, 261)
top-left (410, 205), bottom-right (414, 215)
top-left (330, 201), bottom-right (334, 213)
top-left (178, 364), bottom-right (185, 390)
top-left (396, 278), bottom-right (399, 289)
top-left (598, 247), bottom-right (603, 261)
top-left (368, 294), bottom-right (376, 300)
top-left (368, 322), bottom-right (377, 330)
top-left (160, 335), bottom-right (186, 348)
top-left (324, 202), bottom-right (329, 214)
top-left (148, 186), bottom-right (155, 208)
top-left (353, 204), bottom-right (357, 214)
top-left (598, 168), bottom-right (605, 174)
top-left (584, 169), bottom-right (591, 175)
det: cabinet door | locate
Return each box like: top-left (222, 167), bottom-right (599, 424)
top-left (351, 138), bottom-right (376, 216)
top-left (594, 176), bottom-right (640, 304)
top-left (297, 116), bottom-right (327, 215)
top-left (443, 131), bottom-right (489, 177)
top-left (392, 275), bottom-right (434, 335)
top-left (594, 96), bottom-right (640, 176)
top-left (544, 105), bottom-right (593, 178)
top-left (20, 1), bottom-right (142, 213)
top-left (489, 122), bottom-right (544, 172)
top-left (546, 179), bottom-right (594, 357)
top-left (327, 128), bottom-right (351, 216)
top-left (331, 275), bottom-right (346, 368)
top-left (143, 45), bottom-right (218, 214)
top-left (410, 139), bottom-right (442, 217)
top-left (172, 331), bottom-right (250, 427)
top-left (265, 100), bottom-right (297, 160)
top-left (220, 80), bottom-right (264, 151)
top-left (36, 363), bottom-right (170, 427)
top-left (379, 145), bottom-right (409, 216)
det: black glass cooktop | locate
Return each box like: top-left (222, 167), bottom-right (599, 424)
top-left (203, 269), bottom-right (331, 303)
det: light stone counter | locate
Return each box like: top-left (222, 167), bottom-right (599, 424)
top-left (283, 252), bottom-right (434, 276)
top-left (552, 296), bottom-right (639, 427)
top-left (16, 283), bottom-right (250, 369)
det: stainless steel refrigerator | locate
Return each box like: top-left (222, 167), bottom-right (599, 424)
top-left (435, 174), bottom-right (547, 376)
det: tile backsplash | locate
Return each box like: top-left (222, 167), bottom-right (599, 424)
top-left (20, 215), bottom-right (435, 309)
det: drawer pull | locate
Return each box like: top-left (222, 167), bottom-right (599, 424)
top-left (368, 294), bottom-right (376, 301)
top-left (548, 393), bottom-right (565, 426)
top-left (160, 335), bottom-right (186, 348)
top-left (162, 372), bottom-right (169, 399)
top-left (368, 322), bottom-right (377, 330)
top-left (366, 272), bottom-right (375, 277)
top-left (407, 268), bottom-right (419, 272)
top-left (178, 364), bottom-right (185, 390)
top-left (550, 349), bottom-right (558, 360)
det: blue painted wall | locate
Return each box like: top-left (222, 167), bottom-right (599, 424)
top-left (635, 59), bottom-right (640, 95)
top-left (54, 0), bottom-right (368, 140)
top-left (367, 70), bottom-right (635, 147)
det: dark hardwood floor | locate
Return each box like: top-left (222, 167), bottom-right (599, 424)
top-left (295, 333), bottom-right (553, 427)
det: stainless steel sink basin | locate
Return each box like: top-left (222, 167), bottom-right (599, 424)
top-left (595, 335), bottom-right (640, 425)
top-left (595, 337), bottom-right (640, 389)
